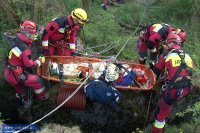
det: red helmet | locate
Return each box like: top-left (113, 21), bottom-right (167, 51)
top-left (176, 28), bottom-right (186, 43)
top-left (165, 33), bottom-right (182, 45)
top-left (20, 20), bottom-right (37, 34)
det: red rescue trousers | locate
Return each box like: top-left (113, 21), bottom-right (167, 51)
top-left (4, 67), bottom-right (46, 100)
top-left (152, 87), bottom-right (191, 133)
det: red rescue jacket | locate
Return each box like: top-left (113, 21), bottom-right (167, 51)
top-left (7, 33), bottom-right (38, 69)
top-left (147, 23), bottom-right (175, 51)
top-left (42, 15), bottom-right (80, 52)
top-left (153, 45), bottom-right (193, 82)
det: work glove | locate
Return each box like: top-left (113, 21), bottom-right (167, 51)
top-left (71, 52), bottom-right (76, 56)
top-left (114, 63), bottom-right (123, 69)
top-left (69, 43), bottom-right (76, 51)
top-left (150, 51), bottom-right (157, 61)
top-left (33, 34), bottom-right (40, 41)
top-left (35, 55), bottom-right (45, 67)
top-left (39, 55), bottom-right (45, 64)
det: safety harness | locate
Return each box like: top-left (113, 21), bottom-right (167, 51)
top-left (7, 62), bottom-right (27, 83)
top-left (166, 49), bottom-right (193, 98)
top-left (115, 63), bottom-right (143, 88)
top-left (168, 49), bottom-right (192, 88)
top-left (58, 64), bottom-right (64, 84)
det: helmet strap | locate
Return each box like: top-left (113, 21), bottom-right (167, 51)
top-left (72, 18), bottom-right (80, 25)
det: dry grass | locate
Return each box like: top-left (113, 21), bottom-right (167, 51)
top-left (39, 123), bottom-right (81, 133)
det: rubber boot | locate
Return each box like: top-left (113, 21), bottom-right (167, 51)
top-left (16, 93), bottom-right (32, 110)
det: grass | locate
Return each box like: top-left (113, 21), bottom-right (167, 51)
top-left (143, 122), bottom-right (199, 133)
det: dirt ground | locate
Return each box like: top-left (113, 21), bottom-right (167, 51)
top-left (1, 77), bottom-right (200, 133)
top-left (0, 80), bottom-right (155, 133)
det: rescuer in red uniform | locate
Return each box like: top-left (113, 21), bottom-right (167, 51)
top-left (42, 8), bottom-right (88, 56)
top-left (151, 33), bottom-right (193, 133)
top-left (137, 23), bottom-right (176, 68)
top-left (4, 20), bottom-right (48, 108)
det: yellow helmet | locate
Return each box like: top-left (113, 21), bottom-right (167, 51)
top-left (71, 8), bottom-right (88, 24)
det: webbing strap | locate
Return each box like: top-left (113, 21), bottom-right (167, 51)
top-left (7, 62), bottom-right (19, 70)
top-left (59, 64), bottom-right (64, 83)
top-left (115, 63), bottom-right (145, 89)
top-left (170, 49), bottom-right (186, 84)
top-left (168, 49), bottom-right (192, 88)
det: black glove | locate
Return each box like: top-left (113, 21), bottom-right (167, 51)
top-left (42, 49), bottom-right (49, 55)
top-left (149, 51), bottom-right (157, 70)
top-left (149, 61), bottom-right (155, 70)
top-left (71, 52), bottom-right (82, 56)
top-left (150, 51), bottom-right (157, 62)
top-left (114, 63), bottom-right (123, 69)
